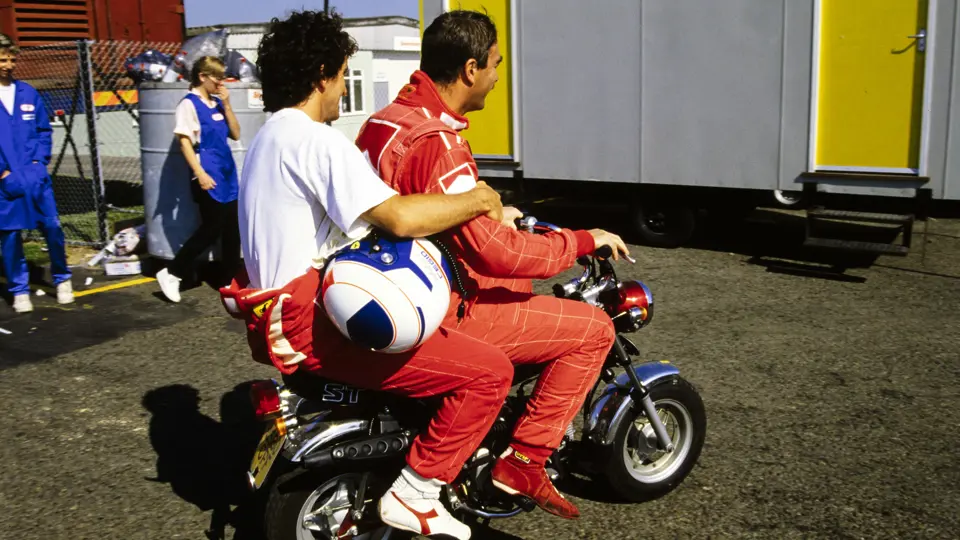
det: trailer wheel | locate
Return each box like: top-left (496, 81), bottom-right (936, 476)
top-left (631, 203), bottom-right (697, 248)
top-left (772, 189), bottom-right (807, 208)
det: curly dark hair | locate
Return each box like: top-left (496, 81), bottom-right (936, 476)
top-left (256, 10), bottom-right (358, 112)
top-left (421, 10), bottom-right (497, 86)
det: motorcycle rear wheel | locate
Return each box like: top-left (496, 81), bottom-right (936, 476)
top-left (605, 377), bottom-right (706, 502)
top-left (264, 467), bottom-right (415, 540)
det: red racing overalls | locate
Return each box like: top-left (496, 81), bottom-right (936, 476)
top-left (355, 71), bottom-right (616, 465)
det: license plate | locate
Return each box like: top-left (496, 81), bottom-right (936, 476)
top-left (249, 423), bottom-right (285, 490)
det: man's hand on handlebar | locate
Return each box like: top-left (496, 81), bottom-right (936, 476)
top-left (589, 229), bottom-right (631, 261)
top-left (500, 206), bottom-right (524, 230)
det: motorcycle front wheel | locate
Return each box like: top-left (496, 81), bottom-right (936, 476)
top-left (605, 377), bottom-right (706, 502)
top-left (264, 467), bottom-right (413, 540)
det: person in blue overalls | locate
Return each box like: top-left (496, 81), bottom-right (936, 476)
top-left (156, 56), bottom-right (241, 303)
top-left (0, 33), bottom-right (73, 313)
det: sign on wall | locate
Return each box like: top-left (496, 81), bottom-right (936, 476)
top-left (394, 36), bottom-right (421, 51)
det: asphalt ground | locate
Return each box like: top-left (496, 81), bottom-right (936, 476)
top-left (1, 207), bottom-right (959, 540)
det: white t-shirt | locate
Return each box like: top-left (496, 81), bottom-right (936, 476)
top-left (0, 82), bottom-right (15, 116)
top-left (239, 108), bottom-right (398, 289)
top-left (173, 88), bottom-right (216, 145)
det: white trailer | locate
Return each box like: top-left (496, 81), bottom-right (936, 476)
top-left (421, 0), bottom-right (958, 250)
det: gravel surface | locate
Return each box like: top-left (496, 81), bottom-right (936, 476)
top-left (2, 210), bottom-right (958, 540)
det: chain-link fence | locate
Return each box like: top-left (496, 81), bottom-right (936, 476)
top-left (18, 40), bottom-right (180, 247)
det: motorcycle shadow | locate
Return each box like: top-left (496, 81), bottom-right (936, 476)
top-left (141, 382), bottom-right (268, 540)
top-left (470, 527), bottom-right (528, 540)
top-left (556, 472), bottom-right (638, 506)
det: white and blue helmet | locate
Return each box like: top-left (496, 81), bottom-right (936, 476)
top-left (321, 236), bottom-right (453, 354)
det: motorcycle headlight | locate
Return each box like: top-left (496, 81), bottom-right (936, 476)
top-left (610, 280), bottom-right (654, 333)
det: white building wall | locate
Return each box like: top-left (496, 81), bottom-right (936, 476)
top-left (223, 25), bottom-right (269, 64)
top-left (372, 51), bottom-right (421, 109)
top-left (191, 19), bottom-right (421, 141)
top-left (333, 50), bottom-right (376, 142)
top-left (347, 22), bottom-right (420, 51)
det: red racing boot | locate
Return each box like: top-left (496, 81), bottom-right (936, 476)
top-left (489, 447), bottom-right (580, 519)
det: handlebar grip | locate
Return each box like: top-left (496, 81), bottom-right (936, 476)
top-left (594, 245), bottom-right (614, 259)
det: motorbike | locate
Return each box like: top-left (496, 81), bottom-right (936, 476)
top-left (244, 218), bottom-right (707, 540)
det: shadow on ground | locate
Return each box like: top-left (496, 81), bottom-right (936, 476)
top-left (142, 382), bottom-right (266, 540)
top-left (519, 198), bottom-right (919, 283)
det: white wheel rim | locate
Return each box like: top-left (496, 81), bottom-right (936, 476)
top-left (621, 398), bottom-right (694, 484)
top-left (296, 474), bottom-right (391, 540)
top-left (774, 189), bottom-right (803, 206)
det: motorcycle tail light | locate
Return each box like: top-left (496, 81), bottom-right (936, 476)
top-left (250, 380), bottom-right (282, 420)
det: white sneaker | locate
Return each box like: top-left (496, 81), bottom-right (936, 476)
top-left (156, 268), bottom-right (182, 303)
top-left (13, 294), bottom-right (33, 313)
top-left (56, 281), bottom-right (75, 304)
top-left (378, 467), bottom-right (471, 540)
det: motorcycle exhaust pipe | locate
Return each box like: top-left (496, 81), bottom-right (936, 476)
top-left (303, 431), bottom-right (413, 469)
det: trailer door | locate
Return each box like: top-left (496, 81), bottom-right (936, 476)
top-left (813, 0), bottom-right (930, 175)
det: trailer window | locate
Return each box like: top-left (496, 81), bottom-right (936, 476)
top-left (341, 68), bottom-right (366, 115)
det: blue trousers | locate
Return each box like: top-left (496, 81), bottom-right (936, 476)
top-left (1, 220), bottom-right (71, 296)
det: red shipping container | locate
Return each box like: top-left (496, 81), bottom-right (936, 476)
top-left (0, 0), bottom-right (185, 46)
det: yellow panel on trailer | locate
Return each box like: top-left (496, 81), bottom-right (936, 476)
top-left (424, 0), bottom-right (513, 160)
top-left (815, 0), bottom-right (928, 174)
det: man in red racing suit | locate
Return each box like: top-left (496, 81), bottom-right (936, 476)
top-left (355, 10), bottom-right (629, 520)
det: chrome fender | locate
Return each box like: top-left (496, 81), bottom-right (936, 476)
top-left (585, 362), bottom-right (680, 445)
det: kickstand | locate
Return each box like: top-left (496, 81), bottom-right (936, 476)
top-left (353, 472), bottom-right (370, 520)
top-left (336, 473), bottom-right (371, 539)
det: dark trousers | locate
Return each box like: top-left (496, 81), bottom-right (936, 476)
top-left (169, 185), bottom-right (240, 287)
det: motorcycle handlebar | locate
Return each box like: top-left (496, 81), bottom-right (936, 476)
top-left (518, 215), bottom-right (633, 263)
top-left (594, 245), bottom-right (614, 260)
top-left (592, 245), bottom-right (636, 264)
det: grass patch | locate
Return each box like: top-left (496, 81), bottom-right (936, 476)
top-left (54, 206), bottom-right (144, 242)
top-left (22, 241), bottom-right (101, 267)
top-left (23, 242), bottom-right (50, 266)
top-left (27, 205), bottom-right (143, 242)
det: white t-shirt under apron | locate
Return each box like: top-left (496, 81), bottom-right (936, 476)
top-left (0, 82), bottom-right (15, 116)
top-left (173, 88), bottom-right (217, 146)
top-left (239, 108), bottom-right (398, 289)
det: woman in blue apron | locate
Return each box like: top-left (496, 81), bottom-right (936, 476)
top-left (0, 33), bottom-right (73, 313)
top-left (156, 56), bottom-right (241, 303)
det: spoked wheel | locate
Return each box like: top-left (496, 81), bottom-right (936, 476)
top-left (264, 469), bottom-right (401, 540)
top-left (605, 377), bottom-right (706, 501)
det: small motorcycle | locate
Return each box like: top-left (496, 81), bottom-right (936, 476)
top-left (245, 219), bottom-right (707, 540)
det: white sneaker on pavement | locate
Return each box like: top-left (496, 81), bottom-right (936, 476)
top-left (156, 268), bottom-right (182, 303)
top-left (56, 280), bottom-right (75, 304)
top-left (12, 294), bottom-right (33, 313)
top-left (378, 467), bottom-right (471, 540)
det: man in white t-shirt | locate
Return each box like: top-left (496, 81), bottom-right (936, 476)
top-left (222, 11), bottom-right (511, 540)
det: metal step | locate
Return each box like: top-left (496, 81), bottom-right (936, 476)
top-left (803, 237), bottom-right (910, 256)
top-left (801, 171), bottom-right (930, 183)
top-left (807, 209), bottom-right (914, 224)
